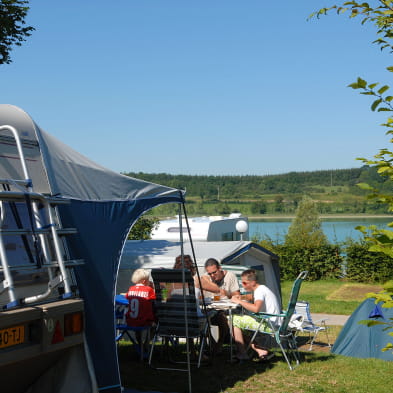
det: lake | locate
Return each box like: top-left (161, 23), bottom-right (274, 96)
top-left (248, 217), bottom-right (393, 243)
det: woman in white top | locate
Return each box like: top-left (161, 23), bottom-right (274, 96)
top-left (231, 269), bottom-right (280, 361)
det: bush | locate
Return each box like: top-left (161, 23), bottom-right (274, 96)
top-left (261, 243), bottom-right (343, 281)
top-left (344, 241), bottom-right (393, 283)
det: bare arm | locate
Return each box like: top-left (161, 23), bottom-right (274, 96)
top-left (199, 275), bottom-right (220, 293)
top-left (221, 289), bottom-right (240, 299)
top-left (231, 297), bottom-right (263, 313)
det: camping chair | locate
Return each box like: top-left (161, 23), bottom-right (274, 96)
top-left (115, 294), bottom-right (151, 361)
top-left (245, 271), bottom-right (308, 370)
top-left (148, 269), bottom-right (212, 370)
top-left (294, 301), bottom-right (331, 351)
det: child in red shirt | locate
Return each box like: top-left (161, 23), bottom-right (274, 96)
top-left (125, 269), bottom-right (156, 327)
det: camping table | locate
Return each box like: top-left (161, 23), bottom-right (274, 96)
top-left (208, 300), bottom-right (240, 361)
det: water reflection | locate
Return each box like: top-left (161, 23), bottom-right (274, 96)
top-left (249, 217), bottom-right (392, 243)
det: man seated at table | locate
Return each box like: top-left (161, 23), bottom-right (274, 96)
top-left (230, 269), bottom-right (280, 361)
top-left (199, 258), bottom-right (240, 354)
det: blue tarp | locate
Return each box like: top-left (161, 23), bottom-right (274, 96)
top-left (332, 297), bottom-right (393, 361)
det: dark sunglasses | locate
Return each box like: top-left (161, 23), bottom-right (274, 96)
top-left (207, 270), bottom-right (219, 276)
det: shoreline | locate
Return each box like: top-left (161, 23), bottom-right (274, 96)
top-left (248, 214), bottom-right (393, 220)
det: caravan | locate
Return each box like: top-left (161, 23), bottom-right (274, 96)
top-left (151, 214), bottom-right (249, 241)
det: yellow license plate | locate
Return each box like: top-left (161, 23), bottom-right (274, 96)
top-left (0, 325), bottom-right (25, 349)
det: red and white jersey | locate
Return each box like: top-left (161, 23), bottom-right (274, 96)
top-left (125, 283), bottom-right (156, 327)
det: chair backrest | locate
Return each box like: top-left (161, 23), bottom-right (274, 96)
top-left (151, 268), bottom-right (201, 338)
top-left (295, 301), bottom-right (314, 326)
top-left (115, 294), bottom-right (128, 325)
top-left (280, 271), bottom-right (308, 333)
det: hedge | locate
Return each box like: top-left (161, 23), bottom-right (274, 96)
top-left (261, 241), bottom-right (393, 283)
top-left (273, 244), bottom-right (343, 281)
top-left (344, 242), bottom-right (393, 283)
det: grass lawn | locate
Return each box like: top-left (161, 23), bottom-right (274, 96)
top-left (118, 280), bottom-right (391, 393)
top-left (119, 338), bottom-right (393, 393)
top-left (280, 279), bottom-right (382, 315)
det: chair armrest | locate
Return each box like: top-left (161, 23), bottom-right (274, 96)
top-left (249, 311), bottom-right (286, 320)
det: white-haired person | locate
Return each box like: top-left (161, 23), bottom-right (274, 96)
top-left (125, 268), bottom-right (156, 327)
top-left (230, 269), bottom-right (280, 361)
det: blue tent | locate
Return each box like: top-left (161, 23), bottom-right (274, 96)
top-left (0, 105), bottom-right (184, 392)
top-left (332, 297), bottom-right (393, 361)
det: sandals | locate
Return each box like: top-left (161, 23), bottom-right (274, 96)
top-left (256, 352), bottom-right (274, 362)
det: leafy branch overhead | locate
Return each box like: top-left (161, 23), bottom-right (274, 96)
top-left (310, 1), bottom-right (393, 52)
top-left (313, 0), bottom-right (393, 352)
top-left (0, 0), bottom-right (34, 64)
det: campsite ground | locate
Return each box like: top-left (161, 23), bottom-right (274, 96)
top-left (118, 280), bottom-right (391, 393)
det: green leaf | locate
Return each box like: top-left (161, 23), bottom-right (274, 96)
top-left (371, 98), bottom-right (382, 111)
top-left (382, 343), bottom-right (393, 352)
top-left (357, 77), bottom-right (367, 88)
top-left (378, 85), bottom-right (390, 94)
top-left (348, 82), bottom-right (360, 89)
top-left (358, 320), bottom-right (387, 327)
top-left (357, 182), bottom-right (374, 190)
top-left (377, 166), bottom-right (391, 173)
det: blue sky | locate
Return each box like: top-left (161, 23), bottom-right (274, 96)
top-left (1, 1), bottom-right (392, 175)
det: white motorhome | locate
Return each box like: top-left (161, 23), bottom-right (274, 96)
top-left (151, 213), bottom-right (249, 242)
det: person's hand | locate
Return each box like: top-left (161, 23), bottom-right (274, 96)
top-left (230, 294), bottom-right (241, 304)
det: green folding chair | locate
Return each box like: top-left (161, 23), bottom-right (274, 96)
top-left (245, 271), bottom-right (308, 370)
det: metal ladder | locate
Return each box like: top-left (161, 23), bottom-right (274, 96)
top-left (0, 125), bottom-right (78, 309)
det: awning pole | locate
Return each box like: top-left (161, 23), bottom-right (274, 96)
top-left (178, 200), bottom-right (192, 393)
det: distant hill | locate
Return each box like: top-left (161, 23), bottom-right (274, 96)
top-left (123, 167), bottom-right (390, 200)
top-left (122, 167), bottom-right (392, 216)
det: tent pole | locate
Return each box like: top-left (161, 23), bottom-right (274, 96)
top-left (181, 199), bottom-right (212, 348)
top-left (178, 201), bottom-right (192, 393)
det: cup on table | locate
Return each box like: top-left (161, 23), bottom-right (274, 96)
top-left (213, 294), bottom-right (220, 301)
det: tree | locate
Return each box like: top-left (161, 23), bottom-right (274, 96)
top-left (274, 195), bottom-right (284, 212)
top-left (285, 195), bottom-right (328, 248)
top-left (0, 0), bottom-right (34, 64)
top-left (127, 216), bottom-right (159, 240)
top-left (250, 201), bottom-right (267, 214)
top-left (313, 0), bottom-right (393, 351)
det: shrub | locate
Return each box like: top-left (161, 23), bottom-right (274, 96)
top-left (344, 241), bottom-right (393, 283)
top-left (263, 243), bottom-right (343, 281)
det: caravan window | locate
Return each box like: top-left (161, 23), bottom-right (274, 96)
top-left (221, 232), bottom-right (234, 241)
top-left (167, 227), bottom-right (188, 233)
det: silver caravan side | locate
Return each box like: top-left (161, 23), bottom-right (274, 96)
top-left (0, 106), bottom-right (97, 393)
top-left (151, 214), bottom-right (249, 242)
